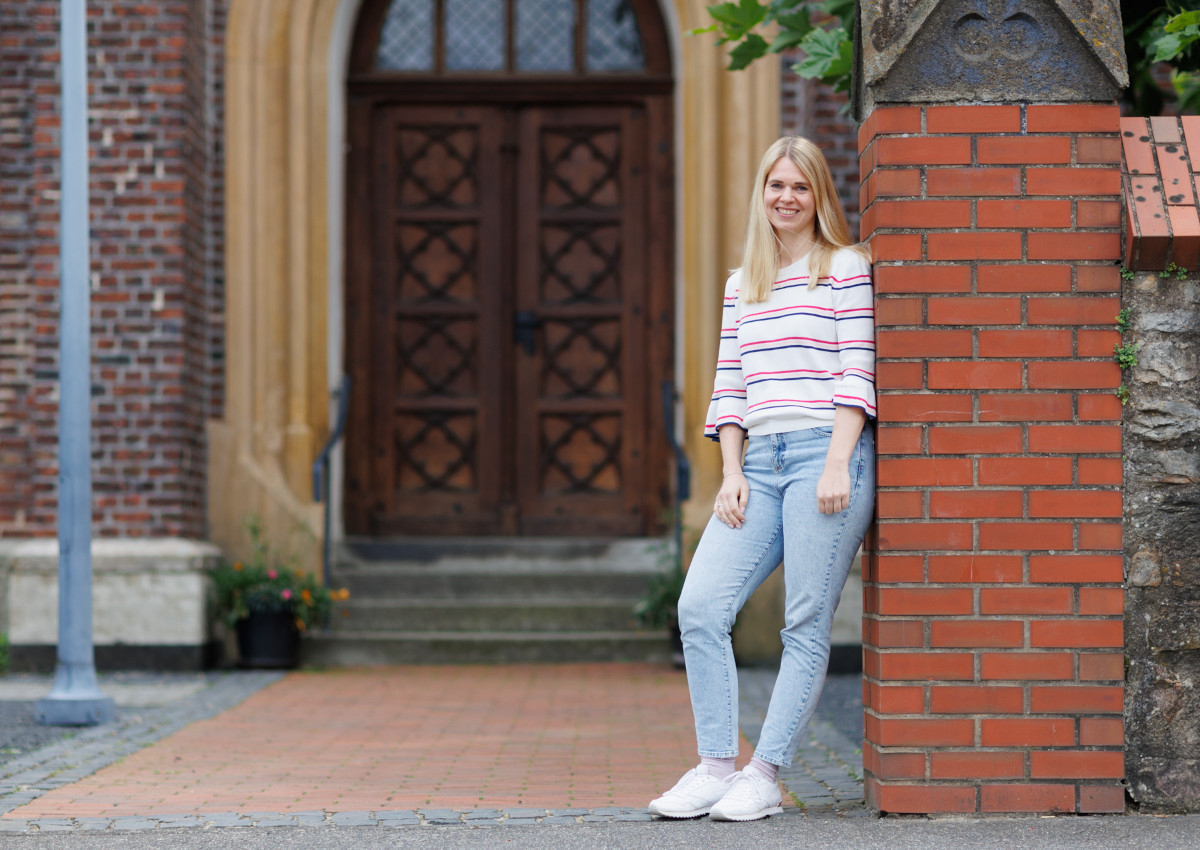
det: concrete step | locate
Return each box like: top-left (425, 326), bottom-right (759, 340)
top-left (314, 536), bottom-right (677, 665)
top-left (332, 565), bottom-right (660, 601)
top-left (331, 536), bottom-right (672, 602)
top-left (301, 630), bottom-right (673, 665)
top-left (331, 598), bottom-right (639, 633)
top-left (340, 537), bottom-right (670, 572)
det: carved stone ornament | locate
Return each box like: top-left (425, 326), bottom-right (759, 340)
top-left (857, 0), bottom-right (1129, 113)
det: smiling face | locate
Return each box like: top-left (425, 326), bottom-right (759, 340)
top-left (762, 156), bottom-right (816, 249)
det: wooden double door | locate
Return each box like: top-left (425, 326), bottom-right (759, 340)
top-left (344, 95), bottom-right (674, 536)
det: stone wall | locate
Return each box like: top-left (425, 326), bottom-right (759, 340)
top-left (1120, 114), bottom-right (1200, 813)
top-left (1123, 267), bottom-right (1200, 812)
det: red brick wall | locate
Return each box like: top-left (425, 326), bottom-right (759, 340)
top-left (0, 1), bottom-right (47, 534)
top-left (858, 104), bottom-right (1126, 814)
top-left (0, 1), bottom-right (224, 539)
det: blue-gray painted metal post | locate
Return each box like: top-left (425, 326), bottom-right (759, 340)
top-left (36, 0), bottom-right (113, 727)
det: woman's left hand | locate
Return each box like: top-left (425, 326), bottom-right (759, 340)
top-left (816, 463), bottom-right (850, 515)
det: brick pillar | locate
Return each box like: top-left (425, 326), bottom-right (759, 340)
top-left (858, 103), bottom-right (1126, 814)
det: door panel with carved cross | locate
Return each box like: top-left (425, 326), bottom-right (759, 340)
top-left (513, 106), bottom-right (648, 535)
top-left (344, 100), bottom-right (670, 536)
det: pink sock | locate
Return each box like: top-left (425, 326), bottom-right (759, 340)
top-left (746, 756), bottom-right (779, 782)
top-left (700, 756), bottom-right (736, 779)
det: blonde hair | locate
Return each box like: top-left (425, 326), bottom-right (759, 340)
top-left (739, 136), bottom-right (864, 304)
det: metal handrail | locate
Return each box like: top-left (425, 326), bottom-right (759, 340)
top-left (661, 380), bottom-right (690, 570)
top-left (313, 375), bottom-right (351, 588)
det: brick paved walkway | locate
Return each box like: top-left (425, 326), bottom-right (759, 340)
top-left (5, 664), bottom-right (732, 817)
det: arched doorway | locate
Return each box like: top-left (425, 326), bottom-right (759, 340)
top-left (343, 0), bottom-right (676, 537)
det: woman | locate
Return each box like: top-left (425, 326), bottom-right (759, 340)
top-left (649, 137), bottom-right (875, 822)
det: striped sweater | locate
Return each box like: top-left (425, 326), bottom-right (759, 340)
top-left (704, 247), bottom-right (876, 440)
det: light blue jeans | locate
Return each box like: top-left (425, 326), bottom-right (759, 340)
top-left (678, 426), bottom-right (874, 766)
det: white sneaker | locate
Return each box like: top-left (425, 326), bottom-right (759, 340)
top-left (708, 769), bottom-right (784, 821)
top-left (647, 765), bottom-right (734, 818)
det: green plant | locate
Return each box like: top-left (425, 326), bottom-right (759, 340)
top-left (1114, 342), bottom-right (1141, 371)
top-left (1119, 266), bottom-right (1135, 282)
top-left (209, 516), bottom-right (348, 632)
top-left (633, 561), bottom-right (687, 630)
top-left (694, 0), bottom-right (854, 93)
top-left (1116, 383), bottom-right (1131, 405)
top-left (1116, 307), bottom-right (1133, 333)
top-left (1125, 2), bottom-right (1200, 115)
top-left (1160, 261), bottom-right (1189, 280)
top-left (702, 2), bottom-right (1199, 119)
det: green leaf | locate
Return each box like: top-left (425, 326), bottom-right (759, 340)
top-left (773, 8), bottom-right (812, 35)
top-left (767, 9), bottom-right (812, 54)
top-left (687, 24), bottom-right (720, 36)
top-left (795, 26), bottom-right (852, 83)
top-left (1153, 31), bottom-right (1186, 63)
top-left (728, 32), bottom-right (770, 71)
top-left (1165, 11), bottom-right (1200, 34)
top-left (706, 0), bottom-right (768, 39)
top-left (820, 0), bottom-right (857, 29)
top-left (768, 29), bottom-right (810, 54)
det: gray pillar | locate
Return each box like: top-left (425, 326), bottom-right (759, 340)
top-left (36, 0), bottom-right (113, 727)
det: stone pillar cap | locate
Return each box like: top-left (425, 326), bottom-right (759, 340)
top-left (860, 0), bottom-right (1129, 95)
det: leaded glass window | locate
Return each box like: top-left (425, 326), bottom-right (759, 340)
top-left (373, 0), bottom-right (646, 74)
top-left (377, 0), bottom-right (434, 71)
top-left (517, 0), bottom-right (576, 72)
top-left (445, 0), bottom-right (506, 71)
top-left (586, 0), bottom-right (643, 71)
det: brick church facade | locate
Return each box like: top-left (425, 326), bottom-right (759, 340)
top-left (2, 0), bottom-right (228, 540)
top-left (8, 0), bottom-right (1197, 816)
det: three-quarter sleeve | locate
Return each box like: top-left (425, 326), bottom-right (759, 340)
top-left (829, 252), bottom-right (877, 419)
top-left (703, 273), bottom-right (748, 440)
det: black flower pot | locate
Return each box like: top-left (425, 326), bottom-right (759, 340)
top-left (236, 610), bottom-right (300, 669)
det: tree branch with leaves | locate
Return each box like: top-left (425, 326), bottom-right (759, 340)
top-left (699, 0), bottom-right (1200, 117)
top-left (693, 0), bottom-right (855, 93)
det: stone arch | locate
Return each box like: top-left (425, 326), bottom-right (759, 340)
top-left (210, 0), bottom-right (780, 558)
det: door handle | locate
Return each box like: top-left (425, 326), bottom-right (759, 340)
top-left (514, 310), bottom-right (540, 356)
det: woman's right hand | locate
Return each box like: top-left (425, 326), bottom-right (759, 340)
top-left (714, 471), bottom-right (749, 528)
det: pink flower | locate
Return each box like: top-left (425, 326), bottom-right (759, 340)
top-left (267, 569), bottom-right (277, 579)
top-left (281, 589), bottom-right (292, 600)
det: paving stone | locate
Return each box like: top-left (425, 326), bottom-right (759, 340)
top-left (331, 812), bottom-right (377, 826)
top-left (418, 808), bottom-right (461, 820)
top-left (379, 816), bottom-right (422, 827)
top-left (0, 821), bottom-right (30, 833)
top-left (76, 820), bottom-right (115, 831)
top-left (155, 818), bottom-right (203, 829)
top-left (462, 810), bottom-right (502, 821)
top-left (505, 808), bottom-right (548, 818)
top-left (376, 810), bottom-right (420, 822)
top-left (541, 816), bottom-right (580, 824)
top-left (500, 818), bottom-right (541, 826)
top-left (204, 813), bottom-right (252, 827)
top-left (614, 811), bottom-right (653, 822)
top-left (551, 807), bottom-right (591, 816)
top-left (111, 816), bottom-right (158, 831)
top-left (252, 817), bottom-right (299, 828)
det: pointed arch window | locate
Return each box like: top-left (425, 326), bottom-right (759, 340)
top-left (373, 0), bottom-right (645, 74)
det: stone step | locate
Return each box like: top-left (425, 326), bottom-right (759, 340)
top-left (331, 598), bottom-right (639, 633)
top-left (340, 537), bottom-right (670, 573)
top-left (331, 564), bottom-right (659, 601)
top-left (301, 630), bottom-right (673, 665)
